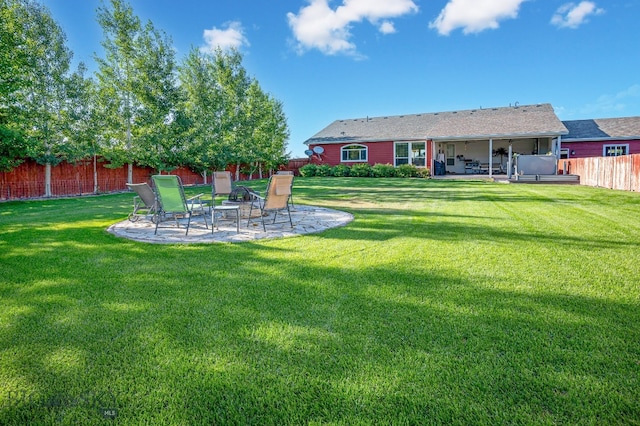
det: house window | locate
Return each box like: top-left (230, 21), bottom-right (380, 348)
top-left (603, 144), bottom-right (628, 157)
top-left (341, 144), bottom-right (367, 162)
top-left (395, 143), bottom-right (409, 165)
top-left (560, 148), bottom-right (570, 159)
top-left (394, 141), bottom-right (426, 167)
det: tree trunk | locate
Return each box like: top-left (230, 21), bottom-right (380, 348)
top-left (45, 162), bottom-right (52, 197)
top-left (93, 154), bottom-right (99, 194)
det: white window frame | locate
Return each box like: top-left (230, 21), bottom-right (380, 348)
top-left (603, 144), bottom-right (629, 157)
top-left (560, 148), bottom-right (570, 159)
top-left (394, 141), bottom-right (426, 168)
top-left (341, 144), bottom-right (368, 162)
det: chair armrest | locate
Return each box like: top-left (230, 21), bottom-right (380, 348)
top-left (187, 193), bottom-right (205, 202)
top-left (187, 194), bottom-right (209, 209)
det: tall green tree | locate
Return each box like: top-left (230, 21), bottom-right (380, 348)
top-left (0, 0), bottom-right (68, 174)
top-left (132, 21), bottom-right (185, 173)
top-left (212, 48), bottom-right (251, 180)
top-left (179, 47), bottom-right (289, 179)
top-left (0, 0), bottom-right (28, 171)
top-left (62, 63), bottom-right (103, 193)
top-left (3, 0), bottom-right (73, 195)
top-left (179, 48), bottom-right (233, 175)
top-left (95, 0), bottom-right (142, 183)
top-left (242, 81), bottom-right (289, 178)
top-left (96, 0), bottom-right (185, 179)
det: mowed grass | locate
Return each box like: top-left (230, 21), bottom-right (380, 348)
top-left (0, 178), bottom-right (639, 425)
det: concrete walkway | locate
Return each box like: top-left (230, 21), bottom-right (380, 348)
top-left (107, 204), bottom-right (353, 244)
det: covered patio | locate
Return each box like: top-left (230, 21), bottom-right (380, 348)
top-left (433, 136), bottom-right (556, 177)
top-left (429, 104), bottom-right (567, 179)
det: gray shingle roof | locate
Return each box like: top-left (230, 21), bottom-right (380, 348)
top-left (562, 117), bottom-right (640, 140)
top-left (305, 103), bottom-right (568, 145)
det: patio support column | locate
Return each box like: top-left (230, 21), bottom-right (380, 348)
top-left (488, 138), bottom-right (493, 178)
top-left (556, 135), bottom-right (562, 174)
top-left (507, 143), bottom-right (513, 179)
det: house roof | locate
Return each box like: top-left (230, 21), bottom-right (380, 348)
top-left (304, 103), bottom-right (568, 145)
top-left (562, 117), bottom-right (640, 141)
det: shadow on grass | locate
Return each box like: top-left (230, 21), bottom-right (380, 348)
top-left (2, 247), bottom-right (638, 424)
top-left (1, 180), bottom-right (639, 423)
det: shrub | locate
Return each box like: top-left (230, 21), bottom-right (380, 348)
top-left (396, 164), bottom-right (419, 178)
top-left (417, 168), bottom-right (431, 178)
top-left (298, 164), bottom-right (317, 177)
top-left (315, 164), bottom-right (332, 177)
top-left (372, 163), bottom-right (396, 178)
top-left (331, 164), bottom-right (350, 177)
top-left (349, 163), bottom-right (373, 177)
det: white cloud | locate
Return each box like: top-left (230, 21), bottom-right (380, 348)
top-left (201, 21), bottom-right (249, 53)
top-left (429, 0), bottom-right (527, 36)
top-left (379, 21), bottom-right (396, 34)
top-left (287, 0), bottom-right (418, 56)
top-left (579, 84), bottom-right (640, 116)
top-left (551, 2), bottom-right (604, 29)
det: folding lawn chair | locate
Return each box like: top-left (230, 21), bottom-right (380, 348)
top-left (211, 171), bottom-right (240, 233)
top-left (151, 175), bottom-right (209, 235)
top-left (126, 183), bottom-right (157, 222)
top-left (247, 174), bottom-right (294, 231)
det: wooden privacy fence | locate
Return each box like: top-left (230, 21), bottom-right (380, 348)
top-left (0, 157), bottom-right (308, 201)
top-left (0, 159), bottom-right (203, 200)
top-left (559, 154), bottom-right (640, 192)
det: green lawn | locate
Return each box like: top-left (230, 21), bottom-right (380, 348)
top-left (1, 178), bottom-right (639, 425)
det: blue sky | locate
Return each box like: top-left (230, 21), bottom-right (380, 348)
top-left (40, 0), bottom-right (640, 158)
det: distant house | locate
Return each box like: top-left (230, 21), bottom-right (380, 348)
top-left (304, 103), bottom-right (568, 175)
top-left (560, 117), bottom-right (640, 159)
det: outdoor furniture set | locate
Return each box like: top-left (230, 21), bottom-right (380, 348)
top-left (126, 172), bottom-right (295, 236)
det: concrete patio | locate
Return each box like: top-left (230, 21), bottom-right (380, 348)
top-left (107, 204), bottom-right (353, 244)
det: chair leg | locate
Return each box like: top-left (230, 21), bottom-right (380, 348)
top-left (202, 210), bottom-right (209, 230)
top-left (185, 214), bottom-right (192, 235)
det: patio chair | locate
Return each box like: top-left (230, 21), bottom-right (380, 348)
top-left (275, 170), bottom-right (295, 207)
top-left (211, 171), bottom-right (240, 233)
top-left (247, 174), bottom-right (294, 231)
top-left (151, 175), bottom-right (209, 235)
top-left (126, 183), bottom-right (157, 222)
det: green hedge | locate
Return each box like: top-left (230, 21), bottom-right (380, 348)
top-left (298, 163), bottom-right (430, 178)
